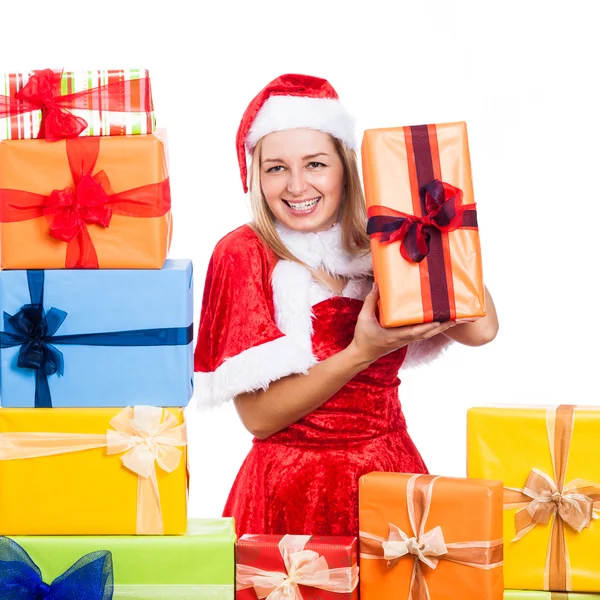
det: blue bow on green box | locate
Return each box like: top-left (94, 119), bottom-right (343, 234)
top-left (0, 536), bottom-right (113, 599)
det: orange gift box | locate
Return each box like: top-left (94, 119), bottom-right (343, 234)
top-left (0, 406), bottom-right (187, 535)
top-left (0, 133), bottom-right (172, 269)
top-left (362, 122), bottom-right (486, 327)
top-left (359, 472), bottom-right (504, 600)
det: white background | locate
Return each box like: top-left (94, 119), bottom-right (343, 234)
top-left (1, 0), bottom-right (599, 519)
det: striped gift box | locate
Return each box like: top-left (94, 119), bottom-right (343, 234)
top-left (0, 68), bottom-right (156, 140)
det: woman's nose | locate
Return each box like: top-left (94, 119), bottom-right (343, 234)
top-left (287, 169), bottom-right (308, 196)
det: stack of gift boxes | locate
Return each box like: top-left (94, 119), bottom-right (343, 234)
top-left (0, 69), bottom-right (236, 598)
top-left (1, 69), bottom-right (598, 600)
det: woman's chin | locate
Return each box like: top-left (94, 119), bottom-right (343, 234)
top-left (276, 207), bottom-right (337, 233)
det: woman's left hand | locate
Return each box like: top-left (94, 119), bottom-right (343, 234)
top-left (442, 285), bottom-right (499, 346)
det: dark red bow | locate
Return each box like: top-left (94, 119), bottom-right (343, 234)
top-left (14, 70), bottom-right (88, 141)
top-left (367, 179), bottom-right (476, 263)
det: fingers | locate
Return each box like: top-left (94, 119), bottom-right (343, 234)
top-left (388, 320), bottom-right (457, 343)
top-left (360, 282), bottom-right (380, 315)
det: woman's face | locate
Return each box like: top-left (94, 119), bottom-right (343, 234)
top-left (259, 129), bottom-right (345, 233)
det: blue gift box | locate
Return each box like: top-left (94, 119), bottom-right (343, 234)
top-left (0, 260), bottom-right (193, 408)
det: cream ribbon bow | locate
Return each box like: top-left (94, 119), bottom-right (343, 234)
top-left (381, 522), bottom-right (448, 569)
top-left (106, 406), bottom-right (187, 534)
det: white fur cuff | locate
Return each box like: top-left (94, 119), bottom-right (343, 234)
top-left (191, 336), bottom-right (318, 408)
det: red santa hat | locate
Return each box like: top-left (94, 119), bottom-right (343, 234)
top-left (236, 73), bottom-right (357, 193)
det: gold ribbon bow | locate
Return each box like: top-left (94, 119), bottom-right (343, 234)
top-left (0, 406), bottom-right (186, 535)
top-left (503, 404), bottom-right (600, 591)
top-left (236, 534), bottom-right (359, 599)
top-left (360, 474), bottom-right (503, 600)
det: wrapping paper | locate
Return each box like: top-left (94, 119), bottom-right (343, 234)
top-left (0, 68), bottom-right (155, 141)
top-left (0, 133), bottom-right (172, 269)
top-left (359, 471), bottom-right (504, 600)
top-left (467, 405), bottom-right (600, 592)
top-left (362, 122), bottom-right (485, 327)
top-left (505, 593), bottom-right (600, 599)
top-left (0, 260), bottom-right (193, 408)
top-left (0, 406), bottom-right (187, 535)
top-left (6, 519), bottom-right (235, 599)
top-left (236, 534), bottom-right (358, 599)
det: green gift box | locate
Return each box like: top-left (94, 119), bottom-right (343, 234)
top-left (504, 592), bottom-right (600, 599)
top-left (6, 518), bottom-right (236, 599)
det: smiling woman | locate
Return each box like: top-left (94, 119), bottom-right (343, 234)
top-left (192, 73), bottom-right (498, 538)
top-left (259, 132), bottom-right (345, 228)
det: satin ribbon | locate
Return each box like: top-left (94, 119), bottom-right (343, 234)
top-left (367, 179), bottom-right (476, 263)
top-left (0, 270), bottom-right (193, 408)
top-left (0, 69), bottom-right (153, 142)
top-left (113, 584), bottom-right (233, 599)
top-left (503, 405), bottom-right (600, 591)
top-left (0, 536), bottom-right (113, 599)
top-left (0, 406), bottom-right (187, 535)
top-left (0, 136), bottom-right (171, 268)
top-left (236, 534), bottom-right (359, 599)
top-left (359, 474), bottom-right (503, 600)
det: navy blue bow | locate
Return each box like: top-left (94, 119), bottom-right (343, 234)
top-left (0, 270), bottom-right (193, 408)
top-left (0, 536), bottom-right (113, 599)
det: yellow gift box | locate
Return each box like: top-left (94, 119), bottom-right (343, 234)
top-left (0, 406), bottom-right (187, 535)
top-left (467, 405), bottom-right (600, 593)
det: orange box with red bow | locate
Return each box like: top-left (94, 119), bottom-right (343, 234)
top-left (0, 406), bottom-right (187, 535)
top-left (358, 472), bottom-right (504, 599)
top-left (0, 133), bottom-right (172, 269)
top-left (362, 122), bottom-right (486, 327)
top-left (468, 405), bottom-right (600, 593)
top-left (236, 534), bottom-right (359, 599)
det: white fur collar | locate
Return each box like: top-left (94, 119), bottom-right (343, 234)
top-left (275, 221), bottom-right (373, 278)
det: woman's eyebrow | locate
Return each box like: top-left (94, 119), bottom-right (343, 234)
top-left (263, 152), bottom-right (329, 164)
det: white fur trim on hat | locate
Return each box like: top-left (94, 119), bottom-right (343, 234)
top-left (246, 96), bottom-right (357, 151)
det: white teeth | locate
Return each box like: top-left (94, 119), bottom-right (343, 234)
top-left (286, 198), bottom-right (320, 212)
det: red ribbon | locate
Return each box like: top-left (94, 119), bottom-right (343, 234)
top-left (0, 69), bottom-right (153, 142)
top-left (0, 137), bottom-right (171, 268)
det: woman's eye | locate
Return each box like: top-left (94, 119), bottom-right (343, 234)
top-left (266, 165), bottom-right (284, 173)
top-left (308, 161), bottom-right (326, 169)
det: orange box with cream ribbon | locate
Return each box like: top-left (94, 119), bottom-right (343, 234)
top-left (0, 406), bottom-right (187, 535)
top-left (362, 122), bottom-right (486, 327)
top-left (0, 133), bottom-right (172, 269)
top-left (467, 405), bottom-right (600, 593)
top-left (358, 472), bottom-right (504, 600)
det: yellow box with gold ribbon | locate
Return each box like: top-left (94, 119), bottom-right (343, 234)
top-left (0, 406), bottom-right (187, 535)
top-left (467, 405), bottom-right (600, 593)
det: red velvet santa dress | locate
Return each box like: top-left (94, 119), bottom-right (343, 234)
top-left (193, 220), bottom-right (451, 538)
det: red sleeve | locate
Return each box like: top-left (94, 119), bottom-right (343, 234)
top-left (194, 228), bottom-right (283, 373)
top-left (192, 226), bottom-right (316, 407)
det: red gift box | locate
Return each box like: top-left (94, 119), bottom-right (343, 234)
top-left (236, 534), bottom-right (358, 599)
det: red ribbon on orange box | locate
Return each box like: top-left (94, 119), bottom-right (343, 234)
top-left (0, 137), bottom-right (170, 268)
top-left (0, 69), bottom-right (153, 142)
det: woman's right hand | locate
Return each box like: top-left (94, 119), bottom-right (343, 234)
top-left (349, 283), bottom-right (457, 366)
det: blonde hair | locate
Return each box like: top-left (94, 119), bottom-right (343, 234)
top-left (247, 135), bottom-right (370, 277)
